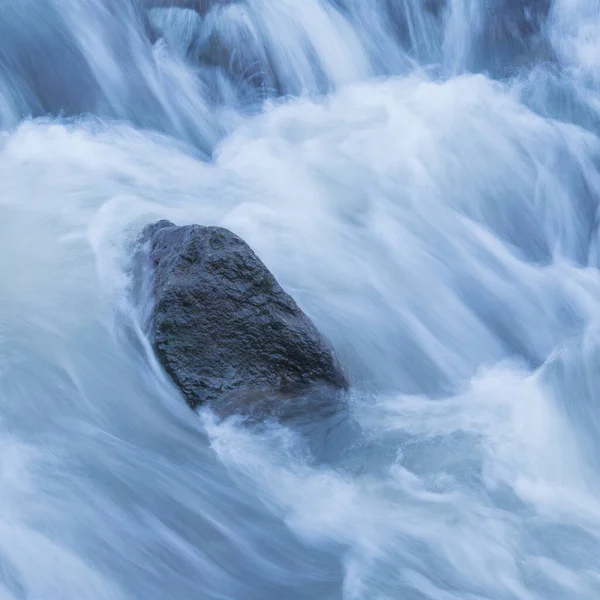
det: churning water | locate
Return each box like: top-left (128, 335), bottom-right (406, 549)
top-left (1, 0), bottom-right (600, 598)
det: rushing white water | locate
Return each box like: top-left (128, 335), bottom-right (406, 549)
top-left (1, 0), bottom-right (600, 598)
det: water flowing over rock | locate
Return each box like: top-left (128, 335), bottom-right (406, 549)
top-left (139, 220), bottom-right (347, 411)
top-left (4, 0), bottom-right (600, 597)
top-left (144, 0), bottom-right (228, 14)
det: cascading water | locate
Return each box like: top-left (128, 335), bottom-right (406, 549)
top-left (1, 0), bottom-right (600, 598)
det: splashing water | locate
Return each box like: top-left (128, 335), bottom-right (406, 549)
top-left (1, 0), bottom-right (600, 598)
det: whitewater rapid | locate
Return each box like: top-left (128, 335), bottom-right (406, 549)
top-left (1, 0), bottom-right (600, 598)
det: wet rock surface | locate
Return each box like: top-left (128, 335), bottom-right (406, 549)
top-left (139, 220), bottom-right (347, 410)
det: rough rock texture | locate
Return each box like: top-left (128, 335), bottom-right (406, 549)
top-left (140, 220), bottom-right (347, 409)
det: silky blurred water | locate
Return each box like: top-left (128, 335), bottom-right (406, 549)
top-left (1, 0), bottom-right (600, 598)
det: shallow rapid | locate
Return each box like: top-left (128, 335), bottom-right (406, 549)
top-left (1, 0), bottom-right (600, 598)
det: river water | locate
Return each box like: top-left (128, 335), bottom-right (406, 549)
top-left (1, 0), bottom-right (600, 598)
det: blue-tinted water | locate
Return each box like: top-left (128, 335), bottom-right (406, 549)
top-left (1, 1), bottom-right (600, 598)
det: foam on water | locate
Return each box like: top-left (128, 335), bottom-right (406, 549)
top-left (1, 0), bottom-right (600, 598)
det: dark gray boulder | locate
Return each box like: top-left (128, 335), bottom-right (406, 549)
top-left (138, 220), bottom-right (347, 410)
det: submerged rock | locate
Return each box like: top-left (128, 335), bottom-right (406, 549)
top-left (139, 220), bottom-right (347, 410)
